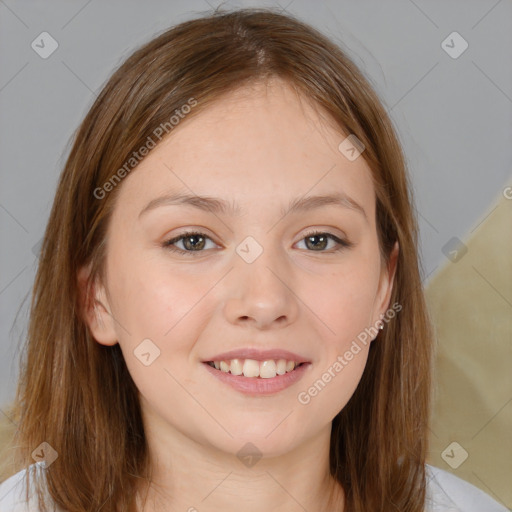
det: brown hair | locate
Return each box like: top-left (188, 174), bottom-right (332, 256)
top-left (8, 7), bottom-right (434, 511)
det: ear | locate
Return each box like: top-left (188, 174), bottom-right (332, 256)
top-left (372, 241), bottom-right (399, 328)
top-left (77, 263), bottom-right (118, 346)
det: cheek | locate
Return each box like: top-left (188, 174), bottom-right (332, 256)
top-left (107, 249), bottom-right (209, 348)
top-left (301, 257), bottom-right (380, 419)
top-left (296, 269), bottom-right (377, 421)
top-left (305, 264), bottom-right (380, 347)
top-left (109, 258), bottom-right (209, 405)
top-left (297, 345), bottom-right (369, 420)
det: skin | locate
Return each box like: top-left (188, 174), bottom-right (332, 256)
top-left (80, 78), bottom-right (398, 512)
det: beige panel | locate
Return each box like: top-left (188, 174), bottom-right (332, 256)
top-left (0, 406), bottom-right (16, 482)
top-left (426, 189), bottom-right (512, 509)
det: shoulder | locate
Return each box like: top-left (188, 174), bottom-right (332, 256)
top-left (0, 464), bottom-right (37, 512)
top-left (425, 464), bottom-right (508, 511)
top-left (0, 463), bottom-right (64, 512)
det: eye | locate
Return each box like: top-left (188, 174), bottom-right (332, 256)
top-left (163, 231), bottom-right (217, 255)
top-left (296, 230), bottom-right (353, 252)
top-left (162, 229), bottom-right (353, 256)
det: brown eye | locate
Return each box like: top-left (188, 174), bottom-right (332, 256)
top-left (163, 231), bottom-right (215, 255)
top-left (298, 230), bottom-right (353, 252)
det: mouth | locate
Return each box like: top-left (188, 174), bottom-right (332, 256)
top-left (204, 358), bottom-right (307, 379)
top-left (202, 358), bottom-right (311, 395)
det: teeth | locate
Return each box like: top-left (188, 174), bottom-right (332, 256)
top-left (259, 360), bottom-right (277, 379)
top-left (209, 358), bottom-right (301, 378)
top-left (230, 358), bottom-right (243, 375)
top-left (276, 359), bottom-right (287, 375)
top-left (243, 359), bottom-right (260, 378)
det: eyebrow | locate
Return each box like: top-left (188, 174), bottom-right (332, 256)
top-left (138, 191), bottom-right (367, 222)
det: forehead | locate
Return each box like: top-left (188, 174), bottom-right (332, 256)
top-left (112, 79), bottom-right (376, 223)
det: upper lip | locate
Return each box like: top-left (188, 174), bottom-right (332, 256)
top-left (203, 348), bottom-right (311, 363)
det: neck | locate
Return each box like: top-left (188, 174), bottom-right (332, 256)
top-left (137, 416), bottom-right (344, 512)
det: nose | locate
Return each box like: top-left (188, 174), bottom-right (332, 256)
top-left (223, 245), bottom-right (299, 330)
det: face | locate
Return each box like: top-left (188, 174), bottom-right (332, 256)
top-left (81, 79), bottom-right (398, 461)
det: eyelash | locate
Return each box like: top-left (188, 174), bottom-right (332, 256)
top-left (162, 229), bottom-right (353, 256)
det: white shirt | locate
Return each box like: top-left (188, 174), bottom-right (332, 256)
top-left (0, 462), bottom-right (508, 511)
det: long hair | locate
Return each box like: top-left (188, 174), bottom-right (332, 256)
top-left (8, 8), bottom-right (433, 511)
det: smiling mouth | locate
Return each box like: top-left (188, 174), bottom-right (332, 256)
top-left (205, 359), bottom-right (307, 379)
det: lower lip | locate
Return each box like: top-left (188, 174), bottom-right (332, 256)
top-left (202, 362), bottom-right (311, 396)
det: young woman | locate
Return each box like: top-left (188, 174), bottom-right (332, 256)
top-left (0, 8), bottom-right (507, 512)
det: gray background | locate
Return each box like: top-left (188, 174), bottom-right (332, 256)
top-left (1, 0), bottom-right (511, 411)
